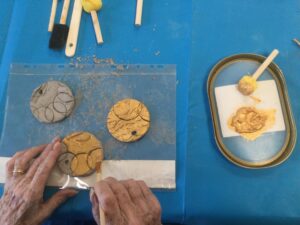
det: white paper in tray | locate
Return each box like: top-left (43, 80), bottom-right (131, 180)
top-left (214, 80), bottom-right (286, 138)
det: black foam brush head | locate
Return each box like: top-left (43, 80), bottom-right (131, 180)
top-left (49, 24), bottom-right (69, 50)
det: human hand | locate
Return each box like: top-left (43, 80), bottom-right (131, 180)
top-left (90, 177), bottom-right (161, 225)
top-left (0, 137), bottom-right (78, 225)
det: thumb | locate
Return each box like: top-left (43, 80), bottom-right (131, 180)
top-left (40, 189), bottom-right (78, 219)
top-left (90, 189), bottom-right (100, 225)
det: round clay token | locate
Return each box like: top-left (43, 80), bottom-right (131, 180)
top-left (70, 153), bottom-right (92, 177)
top-left (87, 149), bottom-right (104, 169)
top-left (107, 99), bottom-right (150, 142)
top-left (63, 131), bottom-right (103, 155)
top-left (57, 152), bottom-right (76, 176)
top-left (30, 81), bottom-right (75, 123)
top-left (57, 131), bottom-right (104, 177)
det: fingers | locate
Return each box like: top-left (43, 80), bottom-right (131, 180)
top-left (5, 145), bottom-right (47, 179)
top-left (105, 177), bottom-right (136, 215)
top-left (137, 181), bottom-right (161, 219)
top-left (90, 189), bottom-right (100, 225)
top-left (5, 151), bottom-right (26, 178)
top-left (5, 158), bottom-right (16, 179)
top-left (14, 145), bottom-right (47, 170)
top-left (31, 141), bottom-right (62, 192)
top-left (26, 137), bottom-right (60, 180)
top-left (38, 189), bottom-right (78, 222)
top-left (121, 179), bottom-right (149, 213)
top-left (94, 180), bottom-right (121, 225)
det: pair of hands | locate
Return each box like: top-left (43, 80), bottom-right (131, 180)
top-left (0, 137), bottom-right (161, 225)
top-left (90, 178), bottom-right (161, 225)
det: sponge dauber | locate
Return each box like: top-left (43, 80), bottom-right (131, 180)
top-left (49, 0), bottom-right (71, 49)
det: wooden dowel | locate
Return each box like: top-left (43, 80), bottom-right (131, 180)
top-left (91, 11), bottom-right (103, 44)
top-left (96, 165), bottom-right (106, 225)
top-left (48, 0), bottom-right (58, 32)
top-left (60, 0), bottom-right (71, 25)
top-left (252, 49), bottom-right (279, 80)
top-left (135, 0), bottom-right (143, 26)
top-left (65, 0), bottom-right (83, 57)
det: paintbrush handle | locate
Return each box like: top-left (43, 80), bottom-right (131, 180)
top-left (252, 49), bottom-right (279, 80)
top-left (100, 208), bottom-right (106, 225)
top-left (66, 0), bottom-right (82, 57)
top-left (48, 0), bottom-right (58, 32)
top-left (96, 171), bottom-right (106, 225)
top-left (60, 0), bottom-right (71, 25)
top-left (91, 11), bottom-right (103, 44)
top-left (135, 0), bottom-right (143, 26)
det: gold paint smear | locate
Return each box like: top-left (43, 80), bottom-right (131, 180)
top-left (228, 107), bottom-right (276, 141)
top-left (107, 99), bottom-right (150, 142)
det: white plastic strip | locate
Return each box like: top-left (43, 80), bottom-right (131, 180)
top-left (0, 158), bottom-right (175, 189)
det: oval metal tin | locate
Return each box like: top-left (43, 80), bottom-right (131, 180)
top-left (207, 53), bottom-right (297, 169)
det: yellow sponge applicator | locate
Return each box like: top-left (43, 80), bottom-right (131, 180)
top-left (81, 0), bottom-right (104, 44)
top-left (82, 0), bottom-right (102, 13)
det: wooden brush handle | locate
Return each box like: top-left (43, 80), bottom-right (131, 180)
top-left (252, 49), bottom-right (279, 80)
top-left (96, 168), bottom-right (105, 225)
top-left (135, 0), bottom-right (144, 26)
top-left (100, 208), bottom-right (106, 225)
top-left (60, 0), bottom-right (71, 25)
top-left (65, 0), bottom-right (83, 57)
top-left (91, 11), bottom-right (104, 44)
top-left (48, 0), bottom-right (58, 32)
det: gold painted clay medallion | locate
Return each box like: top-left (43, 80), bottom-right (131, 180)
top-left (107, 99), bottom-right (150, 142)
top-left (57, 131), bottom-right (103, 177)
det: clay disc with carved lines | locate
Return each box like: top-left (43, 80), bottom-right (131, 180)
top-left (107, 99), bottom-right (150, 142)
top-left (57, 131), bottom-right (104, 177)
top-left (30, 81), bottom-right (75, 123)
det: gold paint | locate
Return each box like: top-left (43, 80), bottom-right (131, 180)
top-left (249, 95), bottom-right (262, 103)
top-left (88, 149), bottom-right (103, 169)
top-left (63, 132), bottom-right (102, 155)
top-left (238, 75), bottom-right (257, 95)
top-left (228, 107), bottom-right (276, 141)
top-left (60, 131), bottom-right (104, 176)
top-left (107, 99), bottom-right (150, 142)
top-left (71, 154), bottom-right (91, 176)
top-left (82, 0), bottom-right (102, 13)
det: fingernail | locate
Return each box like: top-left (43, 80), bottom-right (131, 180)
top-left (52, 136), bottom-right (60, 144)
top-left (53, 142), bottom-right (61, 151)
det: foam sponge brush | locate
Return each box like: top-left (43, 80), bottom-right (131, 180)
top-left (82, 0), bottom-right (104, 44)
top-left (49, 0), bottom-right (71, 49)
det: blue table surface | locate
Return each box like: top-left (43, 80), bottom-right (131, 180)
top-left (1, 0), bottom-right (300, 224)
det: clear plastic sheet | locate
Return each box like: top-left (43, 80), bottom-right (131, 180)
top-left (0, 63), bottom-right (176, 189)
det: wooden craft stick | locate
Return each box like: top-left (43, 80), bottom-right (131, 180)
top-left (135, 0), bottom-right (143, 26)
top-left (91, 11), bottom-right (103, 44)
top-left (252, 49), bottom-right (279, 80)
top-left (48, 0), bottom-right (58, 32)
top-left (100, 208), bottom-right (106, 225)
top-left (65, 0), bottom-right (83, 57)
top-left (60, 0), bottom-right (71, 25)
top-left (293, 38), bottom-right (300, 47)
top-left (96, 162), bottom-right (106, 225)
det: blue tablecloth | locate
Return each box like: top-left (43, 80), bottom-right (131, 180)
top-left (185, 1), bottom-right (300, 224)
top-left (1, 0), bottom-right (300, 224)
top-left (0, 0), bottom-right (189, 223)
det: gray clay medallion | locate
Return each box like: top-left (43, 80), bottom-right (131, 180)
top-left (30, 81), bottom-right (75, 123)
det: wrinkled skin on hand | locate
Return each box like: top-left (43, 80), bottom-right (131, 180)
top-left (90, 177), bottom-right (162, 225)
top-left (0, 137), bottom-right (78, 225)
